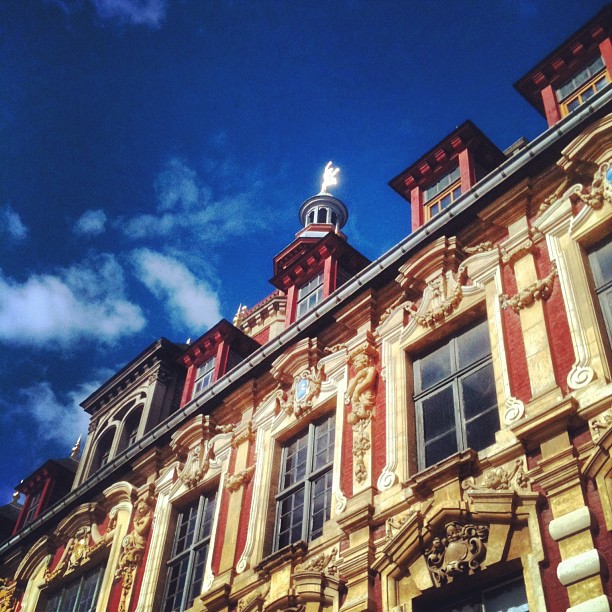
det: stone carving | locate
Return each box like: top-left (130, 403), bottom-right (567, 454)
top-left (320, 161), bottom-right (340, 195)
top-left (499, 262), bottom-right (557, 313)
top-left (0, 578), bottom-right (17, 612)
top-left (503, 396), bottom-right (525, 425)
top-left (115, 494), bottom-right (155, 612)
top-left (345, 345), bottom-right (378, 484)
top-left (590, 408), bottom-right (612, 442)
top-left (233, 303), bottom-right (249, 326)
top-left (385, 509), bottom-right (416, 542)
top-left (464, 241), bottom-right (496, 255)
top-left (179, 443), bottom-right (213, 489)
top-left (295, 547), bottom-right (342, 576)
top-left (275, 365), bottom-right (325, 419)
top-left (232, 421), bottom-right (255, 448)
top-left (225, 466), bottom-right (255, 492)
top-left (462, 459), bottom-right (530, 493)
top-left (237, 584), bottom-right (270, 612)
top-left (408, 268), bottom-right (467, 328)
top-left (424, 521), bottom-right (489, 587)
top-left (500, 229), bottom-right (543, 266)
top-left (576, 160), bottom-right (612, 210)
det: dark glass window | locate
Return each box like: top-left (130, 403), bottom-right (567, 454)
top-left (123, 411), bottom-right (141, 449)
top-left (163, 491), bottom-right (217, 612)
top-left (423, 166), bottom-right (461, 203)
top-left (23, 489), bottom-right (43, 526)
top-left (414, 320), bottom-right (499, 469)
top-left (274, 413), bottom-right (335, 550)
top-left (296, 272), bottom-right (324, 318)
top-left (588, 236), bottom-right (612, 346)
top-left (557, 56), bottom-right (606, 100)
top-left (192, 357), bottom-right (216, 398)
top-left (38, 565), bottom-right (104, 612)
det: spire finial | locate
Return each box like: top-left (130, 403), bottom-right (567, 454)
top-left (320, 161), bottom-right (340, 195)
top-left (70, 435), bottom-right (82, 460)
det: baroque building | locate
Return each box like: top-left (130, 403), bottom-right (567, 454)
top-left (1, 6), bottom-right (612, 612)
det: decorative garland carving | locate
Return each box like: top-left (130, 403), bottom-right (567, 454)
top-left (232, 421), bottom-right (255, 448)
top-left (464, 241), bottom-right (496, 255)
top-left (345, 345), bottom-right (378, 484)
top-left (275, 365), bottom-right (325, 419)
top-left (114, 493), bottom-right (155, 612)
top-left (295, 547), bottom-right (342, 576)
top-left (385, 509), bottom-right (416, 542)
top-left (179, 443), bottom-right (213, 489)
top-left (408, 268), bottom-right (467, 328)
top-left (590, 408), bottom-right (612, 442)
top-left (462, 459), bottom-right (530, 493)
top-left (499, 262), bottom-right (557, 313)
top-left (424, 521), bottom-right (489, 587)
top-left (225, 466), bottom-right (255, 492)
top-left (576, 160), bottom-right (612, 210)
top-left (500, 229), bottom-right (543, 266)
top-left (0, 578), bottom-right (17, 612)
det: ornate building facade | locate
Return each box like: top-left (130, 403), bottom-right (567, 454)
top-left (1, 6), bottom-right (612, 612)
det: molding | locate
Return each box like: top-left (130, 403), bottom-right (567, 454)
top-left (557, 548), bottom-right (602, 586)
top-left (549, 507), bottom-right (592, 542)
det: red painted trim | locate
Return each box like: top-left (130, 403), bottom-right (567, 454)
top-left (323, 256), bottom-right (337, 299)
top-left (214, 341), bottom-right (229, 383)
top-left (36, 479), bottom-right (54, 520)
top-left (211, 448), bottom-right (235, 574)
top-left (284, 284), bottom-right (298, 328)
top-left (458, 148), bottom-right (475, 191)
top-left (410, 185), bottom-right (423, 231)
top-left (599, 37), bottom-right (612, 80)
top-left (541, 84), bottom-right (562, 127)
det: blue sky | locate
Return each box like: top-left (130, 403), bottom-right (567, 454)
top-left (0, 0), bottom-right (607, 504)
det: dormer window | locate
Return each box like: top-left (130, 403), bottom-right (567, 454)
top-left (423, 166), bottom-right (462, 219)
top-left (557, 56), bottom-right (609, 115)
top-left (296, 272), bottom-right (324, 318)
top-left (22, 490), bottom-right (42, 526)
top-left (192, 357), bottom-right (216, 398)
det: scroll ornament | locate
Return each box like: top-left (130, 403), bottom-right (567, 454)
top-left (425, 521), bottom-right (489, 587)
top-left (114, 495), bottom-right (155, 612)
top-left (385, 509), bottom-right (416, 542)
top-left (461, 458), bottom-right (530, 494)
top-left (225, 465), bottom-right (255, 493)
top-left (499, 262), bottom-right (557, 313)
top-left (345, 347), bottom-right (378, 484)
top-left (275, 365), bottom-right (325, 419)
top-left (577, 160), bottom-right (612, 210)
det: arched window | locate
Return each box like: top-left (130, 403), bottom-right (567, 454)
top-left (93, 429), bottom-right (115, 474)
top-left (317, 207), bottom-right (328, 224)
top-left (119, 408), bottom-right (142, 453)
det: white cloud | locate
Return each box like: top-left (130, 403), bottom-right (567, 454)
top-left (121, 157), bottom-right (269, 243)
top-left (74, 209), bottom-right (107, 236)
top-left (91, 0), bottom-right (167, 28)
top-left (0, 254), bottom-right (146, 347)
top-left (132, 248), bottom-right (221, 332)
top-left (0, 205), bottom-right (28, 240)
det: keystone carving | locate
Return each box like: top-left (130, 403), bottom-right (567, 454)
top-left (500, 229), bottom-right (543, 266)
top-left (115, 493), bottom-right (155, 612)
top-left (225, 465), bottom-right (255, 492)
top-left (464, 241), bottom-right (496, 255)
top-left (345, 344), bottom-right (378, 484)
top-left (499, 262), bottom-right (557, 313)
top-left (407, 268), bottom-right (467, 328)
top-left (179, 443), bottom-right (213, 489)
top-left (295, 546), bottom-right (342, 576)
top-left (462, 459), bottom-right (530, 494)
top-left (576, 160), bottom-right (612, 210)
top-left (424, 521), bottom-right (489, 587)
top-left (0, 578), bottom-right (17, 612)
top-left (590, 408), bottom-right (612, 442)
top-left (275, 364), bottom-right (325, 419)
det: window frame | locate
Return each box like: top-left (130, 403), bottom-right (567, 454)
top-left (422, 166), bottom-right (462, 220)
top-left (38, 564), bottom-right (104, 612)
top-left (273, 412), bottom-right (335, 551)
top-left (296, 271), bottom-right (324, 318)
top-left (22, 489), bottom-right (43, 526)
top-left (413, 320), bottom-right (499, 471)
top-left (587, 235), bottom-right (612, 347)
top-left (556, 55), bottom-right (609, 116)
top-left (161, 490), bottom-right (217, 612)
top-left (191, 357), bottom-right (216, 399)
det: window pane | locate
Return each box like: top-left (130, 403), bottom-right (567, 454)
top-left (164, 558), bottom-right (189, 612)
top-left (418, 343), bottom-right (452, 391)
top-left (483, 578), bottom-right (529, 611)
top-left (310, 470), bottom-right (333, 540)
top-left (281, 435), bottom-right (308, 489)
top-left (466, 407), bottom-right (499, 452)
top-left (457, 321), bottom-right (490, 369)
top-left (421, 385), bottom-right (455, 442)
top-left (187, 543), bottom-right (209, 608)
top-left (75, 568), bottom-right (102, 612)
top-left (589, 238), bottom-right (612, 287)
top-left (277, 488), bottom-right (304, 548)
top-left (313, 415), bottom-right (335, 469)
top-left (461, 363), bottom-right (497, 421)
top-left (425, 431), bottom-right (458, 467)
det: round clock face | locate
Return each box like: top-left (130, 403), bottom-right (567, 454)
top-left (295, 378), bottom-right (310, 402)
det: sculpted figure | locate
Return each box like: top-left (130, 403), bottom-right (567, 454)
top-left (346, 351), bottom-right (377, 425)
top-left (320, 161), bottom-right (340, 194)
